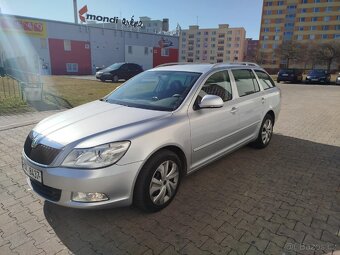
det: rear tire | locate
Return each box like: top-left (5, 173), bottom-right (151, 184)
top-left (251, 114), bottom-right (274, 149)
top-left (133, 150), bottom-right (182, 212)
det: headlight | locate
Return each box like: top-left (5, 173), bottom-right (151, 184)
top-left (306, 76), bottom-right (311, 79)
top-left (337, 77), bottom-right (340, 80)
top-left (61, 141), bottom-right (130, 169)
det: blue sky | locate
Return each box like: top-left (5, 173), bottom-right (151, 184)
top-left (0, 0), bottom-right (263, 39)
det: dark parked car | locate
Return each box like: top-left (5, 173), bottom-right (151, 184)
top-left (277, 69), bottom-right (303, 83)
top-left (96, 63), bottom-right (143, 82)
top-left (335, 73), bottom-right (340, 85)
top-left (305, 69), bottom-right (331, 84)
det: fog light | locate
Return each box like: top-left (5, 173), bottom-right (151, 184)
top-left (72, 192), bottom-right (109, 202)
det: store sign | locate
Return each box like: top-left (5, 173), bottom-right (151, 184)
top-left (79, 5), bottom-right (143, 28)
top-left (0, 17), bottom-right (47, 38)
top-left (158, 37), bottom-right (173, 48)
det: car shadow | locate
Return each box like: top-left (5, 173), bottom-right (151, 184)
top-left (43, 134), bottom-right (340, 254)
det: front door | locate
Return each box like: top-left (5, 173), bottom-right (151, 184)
top-left (188, 70), bottom-right (239, 170)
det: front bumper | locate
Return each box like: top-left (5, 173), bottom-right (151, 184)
top-left (22, 152), bottom-right (143, 209)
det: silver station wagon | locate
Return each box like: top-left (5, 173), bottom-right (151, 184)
top-left (22, 62), bottom-right (281, 212)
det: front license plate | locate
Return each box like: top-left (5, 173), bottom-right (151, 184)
top-left (312, 79), bottom-right (318, 81)
top-left (282, 74), bottom-right (288, 77)
top-left (22, 161), bottom-right (42, 183)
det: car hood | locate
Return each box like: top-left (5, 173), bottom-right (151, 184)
top-left (33, 100), bottom-right (171, 147)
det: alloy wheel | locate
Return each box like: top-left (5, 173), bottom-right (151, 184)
top-left (261, 119), bottom-right (273, 144)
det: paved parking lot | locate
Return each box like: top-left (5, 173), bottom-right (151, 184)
top-left (0, 84), bottom-right (340, 255)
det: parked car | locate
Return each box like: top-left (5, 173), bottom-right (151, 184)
top-left (96, 62), bottom-right (143, 82)
top-left (276, 69), bottom-right (303, 83)
top-left (305, 69), bottom-right (331, 84)
top-left (336, 73), bottom-right (340, 85)
top-left (22, 63), bottom-right (281, 212)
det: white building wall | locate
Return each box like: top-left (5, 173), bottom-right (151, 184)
top-left (125, 45), bottom-right (153, 70)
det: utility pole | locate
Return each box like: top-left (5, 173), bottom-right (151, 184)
top-left (73, 0), bottom-right (78, 24)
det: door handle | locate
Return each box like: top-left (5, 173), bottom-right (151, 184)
top-left (230, 107), bottom-right (238, 113)
top-left (261, 97), bottom-right (265, 104)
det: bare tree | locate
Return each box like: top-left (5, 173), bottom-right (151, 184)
top-left (274, 41), bottom-right (305, 68)
top-left (313, 41), bottom-right (340, 72)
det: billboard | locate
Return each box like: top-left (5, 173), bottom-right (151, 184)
top-left (0, 17), bottom-right (47, 38)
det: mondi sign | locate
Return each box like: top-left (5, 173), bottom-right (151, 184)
top-left (79, 5), bottom-right (143, 27)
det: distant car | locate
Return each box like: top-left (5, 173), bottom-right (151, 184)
top-left (305, 69), bottom-right (331, 84)
top-left (96, 63), bottom-right (143, 82)
top-left (336, 73), bottom-right (340, 85)
top-left (277, 69), bottom-right (303, 83)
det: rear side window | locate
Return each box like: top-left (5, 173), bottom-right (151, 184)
top-left (232, 69), bottom-right (260, 97)
top-left (201, 70), bottom-right (232, 101)
top-left (254, 70), bottom-right (276, 90)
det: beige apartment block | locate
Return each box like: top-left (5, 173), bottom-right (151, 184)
top-left (259, 0), bottom-right (340, 70)
top-left (179, 24), bottom-right (246, 63)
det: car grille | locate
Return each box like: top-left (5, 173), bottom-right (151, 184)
top-left (30, 179), bottom-right (62, 202)
top-left (24, 135), bottom-right (61, 165)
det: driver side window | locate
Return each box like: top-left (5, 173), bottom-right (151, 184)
top-left (199, 70), bottom-right (233, 102)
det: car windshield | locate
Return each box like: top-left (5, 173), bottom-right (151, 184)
top-left (279, 69), bottom-right (294, 74)
top-left (309, 70), bottom-right (326, 75)
top-left (106, 63), bottom-right (124, 70)
top-left (105, 70), bottom-right (201, 111)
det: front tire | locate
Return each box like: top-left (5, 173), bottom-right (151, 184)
top-left (252, 114), bottom-right (274, 149)
top-left (112, 75), bottom-right (119, 83)
top-left (133, 150), bottom-right (182, 212)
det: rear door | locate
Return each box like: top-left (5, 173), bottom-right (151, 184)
top-left (230, 69), bottom-right (263, 140)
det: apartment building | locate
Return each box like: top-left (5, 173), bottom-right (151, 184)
top-left (179, 24), bottom-right (246, 63)
top-left (259, 0), bottom-right (340, 70)
top-left (245, 38), bottom-right (259, 62)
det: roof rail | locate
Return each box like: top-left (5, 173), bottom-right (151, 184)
top-left (156, 62), bottom-right (194, 67)
top-left (212, 62), bottom-right (260, 68)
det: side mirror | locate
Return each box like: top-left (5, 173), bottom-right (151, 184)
top-left (199, 95), bottom-right (224, 109)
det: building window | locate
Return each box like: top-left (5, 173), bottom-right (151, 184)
top-left (128, 46), bottom-right (133, 54)
top-left (275, 19), bottom-right (282, 24)
top-left (265, 1), bottom-right (273, 6)
top-left (311, 17), bottom-right (318, 22)
top-left (265, 10), bottom-right (272, 15)
top-left (322, 26), bottom-right (329, 31)
top-left (263, 35), bottom-right (269, 40)
top-left (264, 28), bottom-right (270, 32)
top-left (274, 35), bottom-right (280, 40)
top-left (301, 0), bottom-right (308, 3)
top-left (314, 0), bottom-right (320, 2)
top-left (278, 1), bottom-right (284, 5)
top-left (297, 35), bottom-right (303, 40)
top-left (313, 8), bottom-right (319, 12)
top-left (334, 34), bottom-right (340, 39)
top-left (322, 34), bottom-right (328, 39)
top-left (325, 7), bottom-right (332, 12)
top-left (66, 63), bottom-right (78, 73)
top-left (338, 16), bottom-right (340, 21)
top-left (310, 26), bottom-right (316, 30)
top-left (327, 0), bottom-right (333, 2)
top-left (298, 26), bottom-right (304, 31)
top-left (211, 37), bottom-right (216, 41)
top-left (161, 48), bottom-right (169, 56)
top-left (227, 31), bottom-right (232, 34)
top-left (144, 47), bottom-right (148, 55)
top-left (287, 5), bottom-right (296, 9)
top-left (277, 10), bottom-right (283, 14)
top-left (275, 27), bottom-right (281, 32)
top-left (204, 31), bottom-right (209, 35)
top-left (336, 25), bottom-right (340, 30)
top-left (309, 34), bottom-right (315, 40)
top-left (262, 44), bottom-right (267, 49)
top-left (64, 40), bottom-right (71, 51)
top-left (299, 18), bottom-right (305, 22)
top-left (300, 8), bottom-right (307, 13)
top-left (264, 19), bottom-right (270, 24)
top-left (324, 16), bottom-right (331, 22)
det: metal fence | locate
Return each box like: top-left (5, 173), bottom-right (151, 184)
top-left (0, 75), bottom-right (24, 101)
